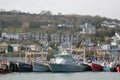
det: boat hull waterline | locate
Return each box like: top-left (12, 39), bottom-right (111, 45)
top-left (33, 62), bottom-right (49, 72)
top-left (49, 63), bottom-right (84, 72)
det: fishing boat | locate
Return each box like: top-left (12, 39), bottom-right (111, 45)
top-left (17, 62), bottom-right (33, 72)
top-left (48, 50), bottom-right (84, 72)
top-left (88, 62), bottom-right (103, 71)
top-left (81, 63), bottom-right (92, 71)
top-left (0, 62), bottom-right (10, 74)
top-left (32, 62), bottom-right (49, 72)
top-left (103, 66), bottom-right (111, 72)
top-left (25, 51), bottom-right (49, 72)
top-left (117, 65), bottom-right (120, 72)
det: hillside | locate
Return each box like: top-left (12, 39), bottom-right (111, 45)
top-left (0, 10), bottom-right (119, 33)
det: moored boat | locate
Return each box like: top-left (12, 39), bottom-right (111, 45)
top-left (0, 62), bottom-right (10, 74)
top-left (17, 62), bottom-right (33, 72)
top-left (49, 63), bottom-right (83, 72)
top-left (116, 65), bottom-right (120, 72)
top-left (48, 50), bottom-right (84, 72)
top-left (81, 63), bottom-right (92, 71)
top-left (32, 62), bottom-right (49, 72)
top-left (88, 62), bottom-right (103, 71)
top-left (103, 67), bottom-right (111, 72)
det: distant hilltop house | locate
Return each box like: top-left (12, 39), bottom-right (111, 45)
top-left (40, 24), bottom-right (52, 28)
top-left (80, 23), bottom-right (96, 34)
top-left (111, 31), bottom-right (120, 41)
top-left (57, 24), bottom-right (74, 28)
top-left (101, 21), bottom-right (120, 28)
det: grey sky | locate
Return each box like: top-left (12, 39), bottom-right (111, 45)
top-left (0, 0), bottom-right (120, 19)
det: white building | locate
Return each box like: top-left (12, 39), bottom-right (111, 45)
top-left (2, 32), bottom-right (20, 39)
top-left (101, 21), bottom-right (119, 28)
top-left (80, 23), bottom-right (96, 34)
top-left (111, 32), bottom-right (120, 41)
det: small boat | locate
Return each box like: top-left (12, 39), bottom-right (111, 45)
top-left (116, 65), bottom-right (120, 72)
top-left (32, 62), bottom-right (49, 72)
top-left (103, 67), bottom-right (110, 72)
top-left (17, 62), bottom-right (33, 72)
top-left (0, 62), bottom-right (10, 74)
top-left (102, 63), bottom-right (111, 72)
top-left (102, 62), bottom-right (117, 72)
top-left (88, 62), bottom-right (103, 71)
top-left (48, 50), bottom-right (84, 72)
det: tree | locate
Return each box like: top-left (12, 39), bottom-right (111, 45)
top-left (40, 10), bottom-right (52, 16)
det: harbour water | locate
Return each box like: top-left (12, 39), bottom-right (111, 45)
top-left (0, 72), bottom-right (120, 80)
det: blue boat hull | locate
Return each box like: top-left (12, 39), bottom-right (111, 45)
top-left (103, 67), bottom-right (110, 71)
top-left (17, 62), bottom-right (33, 72)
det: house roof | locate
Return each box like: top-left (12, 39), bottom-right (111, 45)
top-left (80, 23), bottom-right (95, 29)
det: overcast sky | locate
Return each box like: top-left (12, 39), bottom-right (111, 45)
top-left (0, 0), bottom-right (120, 19)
